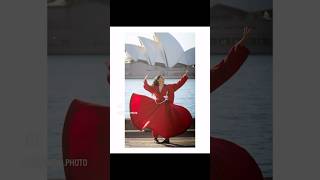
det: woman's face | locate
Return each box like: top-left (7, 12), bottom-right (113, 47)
top-left (158, 76), bottom-right (165, 85)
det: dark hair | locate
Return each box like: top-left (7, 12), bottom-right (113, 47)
top-left (152, 75), bottom-right (163, 86)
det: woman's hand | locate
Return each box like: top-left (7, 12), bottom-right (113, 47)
top-left (242, 26), bottom-right (252, 39)
top-left (184, 66), bottom-right (189, 76)
top-left (144, 74), bottom-right (149, 81)
top-left (236, 26), bottom-right (252, 48)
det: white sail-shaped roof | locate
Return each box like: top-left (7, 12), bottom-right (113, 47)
top-left (125, 33), bottom-right (195, 68)
top-left (154, 33), bottom-right (185, 68)
top-left (125, 44), bottom-right (148, 63)
top-left (138, 37), bottom-right (166, 66)
top-left (178, 47), bottom-right (195, 65)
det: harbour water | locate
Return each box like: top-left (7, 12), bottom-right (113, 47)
top-left (211, 55), bottom-right (273, 177)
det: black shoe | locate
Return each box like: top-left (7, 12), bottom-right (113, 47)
top-left (154, 138), bottom-right (160, 144)
top-left (162, 138), bottom-right (170, 144)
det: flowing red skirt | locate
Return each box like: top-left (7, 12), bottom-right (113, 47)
top-left (62, 100), bottom-right (263, 180)
top-left (63, 99), bottom-right (109, 180)
top-left (211, 137), bottom-right (264, 180)
top-left (129, 93), bottom-right (192, 138)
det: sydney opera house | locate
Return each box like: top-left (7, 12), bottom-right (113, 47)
top-left (125, 33), bottom-right (195, 79)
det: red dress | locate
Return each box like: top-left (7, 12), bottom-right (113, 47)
top-left (129, 74), bottom-right (192, 138)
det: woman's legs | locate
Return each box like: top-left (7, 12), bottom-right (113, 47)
top-left (152, 130), bottom-right (160, 144)
top-left (152, 130), bottom-right (171, 144)
top-left (162, 138), bottom-right (170, 144)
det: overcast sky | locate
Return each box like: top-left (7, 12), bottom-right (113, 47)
top-left (211, 0), bottom-right (272, 11)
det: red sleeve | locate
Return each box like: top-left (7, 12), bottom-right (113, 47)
top-left (173, 74), bottom-right (188, 91)
top-left (211, 45), bottom-right (250, 92)
top-left (144, 79), bottom-right (154, 93)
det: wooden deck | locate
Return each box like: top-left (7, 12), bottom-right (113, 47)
top-left (125, 134), bottom-right (195, 148)
top-left (125, 120), bottom-right (195, 148)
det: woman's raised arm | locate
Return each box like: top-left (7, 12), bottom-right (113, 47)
top-left (143, 74), bottom-right (154, 93)
top-left (211, 27), bottom-right (251, 92)
top-left (173, 70), bottom-right (189, 91)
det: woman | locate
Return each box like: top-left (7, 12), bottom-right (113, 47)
top-left (129, 71), bottom-right (192, 144)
